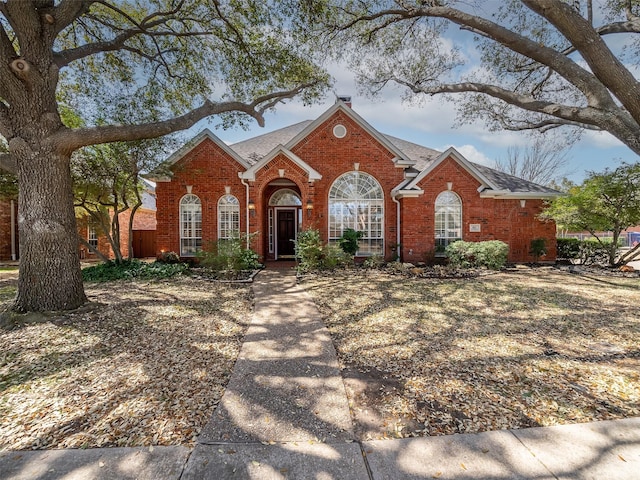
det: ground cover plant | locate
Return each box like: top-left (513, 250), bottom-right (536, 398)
top-left (303, 268), bottom-right (640, 440)
top-left (0, 277), bottom-right (251, 450)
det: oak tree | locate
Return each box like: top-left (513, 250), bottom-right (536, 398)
top-left (324, 0), bottom-right (640, 154)
top-left (0, 0), bottom-right (328, 312)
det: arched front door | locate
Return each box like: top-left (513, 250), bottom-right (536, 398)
top-left (268, 188), bottom-right (302, 259)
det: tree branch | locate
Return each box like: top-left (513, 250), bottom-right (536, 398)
top-left (0, 153), bottom-right (17, 174)
top-left (53, 0), bottom-right (96, 35)
top-left (49, 82), bottom-right (319, 152)
top-left (346, 4), bottom-right (618, 112)
top-left (392, 77), bottom-right (606, 128)
top-left (523, 0), bottom-right (640, 126)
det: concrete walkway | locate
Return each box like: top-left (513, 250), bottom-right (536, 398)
top-left (1, 269), bottom-right (639, 479)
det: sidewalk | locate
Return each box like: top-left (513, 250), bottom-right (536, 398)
top-left (1, 269), bottom-right (639, 479)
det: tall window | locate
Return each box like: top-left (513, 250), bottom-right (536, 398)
top-left (435, 191), bottom-right (462, 253)
top-left (180, 194), bottom-right (202, 256)
top-left (329, 171), bottom-right (384, 255)
top-left (88, 225), bottom-right (98, 249)
top-left (218, 194), bottom-right (240, 240)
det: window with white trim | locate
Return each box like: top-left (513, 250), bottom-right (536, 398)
top-left (88, 226), bottom-right (98, 249)
top-left (435, 191), bottom-right (462, 254)
top-left (180, 194), bottom-right (202, 256)
top-left (218, 194), bottom-right (240, 240)
top-left (329, 171), bottom-right (384, 255)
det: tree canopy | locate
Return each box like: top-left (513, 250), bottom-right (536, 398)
top-left (320, 0), bottom-right (640, 156)
top-left (0, 0), bottom-right (329, 312)
top-left (541, 162), bottom-right (640, 266)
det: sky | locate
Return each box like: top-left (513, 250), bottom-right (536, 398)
top-left (189, 68), bottom-right (637, 185)
top-left (186, 2), bottom-right (640, 185)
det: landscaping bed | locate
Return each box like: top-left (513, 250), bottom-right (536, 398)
top-left (0, 277), bottom-right (252, 450)
top-left (302, 267), bottom-right (640, 440)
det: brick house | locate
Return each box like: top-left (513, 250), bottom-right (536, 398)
top-left (0, 181), bottom-right (157, 262)
top-left (151, 101), bottom-right (559, 263)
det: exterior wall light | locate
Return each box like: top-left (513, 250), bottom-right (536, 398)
top-left (306, 199), bottom-right (314, 218)
top-left (248, 200), bottom-right (256, 216)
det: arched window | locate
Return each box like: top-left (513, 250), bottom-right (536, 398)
top-left (218, 195), bottom-right (240, 240)
top-left (329, 171), bottom-right (384, 255)
top-left (269, 188), bottom-right (302, 206)
top-left (180, 194), bottom-right (202, 256)
top-left (435, 191), bottom-right (462, 253)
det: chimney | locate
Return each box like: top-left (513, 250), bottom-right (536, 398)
top-left (337, 95), bottom-right (352, 108)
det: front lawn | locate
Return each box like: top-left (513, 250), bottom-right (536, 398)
top-left (0, 277), bottom-right (251, 450)
top-left (303, 267), bottom-right (640, 440)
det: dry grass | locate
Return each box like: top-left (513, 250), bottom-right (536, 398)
top-left (0, 277), bottom-right (251, 451)
top-left (303, 267), bottom-right (640, 440)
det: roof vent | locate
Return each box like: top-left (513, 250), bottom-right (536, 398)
top-left (337, 95), bottom-right (352, 108)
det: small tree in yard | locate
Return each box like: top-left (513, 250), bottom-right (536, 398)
top-left (0, 1), bottom-right (328, 312)
top-left (541, 163), bottom-right (640, 267)
top-left (73, 138), bottom-right (175, 263)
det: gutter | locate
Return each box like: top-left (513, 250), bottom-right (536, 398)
top-left (391, 192), bottom-right (401, 262)
top-left (240, 178), bottom-right (251, 248)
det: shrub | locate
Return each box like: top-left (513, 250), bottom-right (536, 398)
top-left (156, 251), bottom-right (181, 264)
top-left (557, 238), bottom-right (581, 259)
top-left (83, 259), bottom-right (188, 282)
top-left (321, 244), bottom-right (352, 270)
top-left (529, 238), bottom-right (547, 262)
top-left (295, 229), bottom-right (324, 272)
top-left (363, 254), bottom-right (385, 269)
top-left (199, 236), bottom-right (261, 271)
top-left (446, 240), bottom-right (509, 270)
top-left (338, 228), bottom-right (363, 255)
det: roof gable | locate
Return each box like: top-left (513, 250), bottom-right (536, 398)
top-left (283, 102), bottom-right (416, 167)
top-left (240, 145), bottom-right (322, 182)
top-left (149, 129), bottom-right (250, 181)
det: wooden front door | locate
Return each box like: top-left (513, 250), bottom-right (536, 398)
top-left (276, 209), bottom-right (296, 258)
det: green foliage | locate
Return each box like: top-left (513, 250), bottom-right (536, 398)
top-left (338, 228), bottom-right (363, 255)
top-left (556, 238), bottom-right (581, 259)
top-left (295, 228), bottom-right (351, 272)
top-left (295, 229), bottom-right (324, 272)
top-left (82, 260), bottom-right (188, 282)
top-left (363, 254), bottom-right (385, 269)
top-left (529, 238), bottom-right (547, 262)
top-left (198, 236), bottom-right (261, 272)
top-left (445, 240), bottom-right (509, 270)
top-left (542, 162), bottom-right (640, 266)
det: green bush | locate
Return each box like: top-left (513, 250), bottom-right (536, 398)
top-left (445, 240), bottom-right (509, 270)
top-left (529, 238), bottom-right (547, 262)
top-left (198, 236), bottom-right (261, 271)
top-left (295, 229), bottom-right (352, 272)
top-left (556, 237), bottom-right (618, 265)
top-left (83, 259), bottom-right (188, 282)
top-left (556, 238), bottom-right (581, 259)
top-left (338, 228), bottom-right (363, 255)
top-left (363, 254), bottom-right (385, 269)
top-left (295, 229), bottom-right (324, 272)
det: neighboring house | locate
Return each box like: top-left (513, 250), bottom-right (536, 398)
top-left (150, 101), bottom-right (560, 263)
top-left (77, 178), bottom-right (158, 260)
top-left (0, 180), bottom-right (157, 262)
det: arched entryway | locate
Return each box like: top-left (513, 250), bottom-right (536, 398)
top-left (266, 186), bottom-right (302, 260)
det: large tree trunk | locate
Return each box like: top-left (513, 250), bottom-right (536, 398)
top-left (14, 147), bottom-right (87, 312)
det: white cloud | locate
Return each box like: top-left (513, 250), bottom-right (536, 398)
top-left (442, 144), bottom-right (494, 166)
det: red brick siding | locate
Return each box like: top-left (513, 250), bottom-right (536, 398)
top-left (402, 157), bottom-right (557, 263)
top-left (155, 139), bottom-right (247, 257)
top-left (0, 199), bottom-right (17, 261)
top-left (287, 110), bottom-right (405, 261)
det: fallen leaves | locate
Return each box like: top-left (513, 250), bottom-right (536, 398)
top-left (303, 268), bottom-right (640, 440)
top-left (0, 277), bottom-right (252, 451)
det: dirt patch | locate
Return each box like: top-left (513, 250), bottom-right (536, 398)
top-left (0, 277), bottom-right (252, 451)
top-left (304, 267), bottom-right (640, 440)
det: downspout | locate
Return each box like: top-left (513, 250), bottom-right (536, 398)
top-left (391, 193), bottom-right (401, 262)
top-left (10, 199), bottom-right (16, 261)
top-left (241, 178), bottom-right (250, 249)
